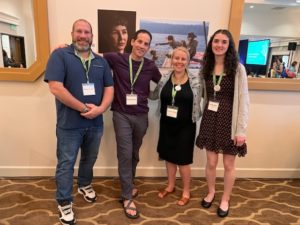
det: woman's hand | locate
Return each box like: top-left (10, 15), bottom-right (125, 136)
top-left (234, 136), bottom-right (246, 146)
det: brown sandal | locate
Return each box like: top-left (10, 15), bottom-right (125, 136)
top-left (177, 196), bottom-right (190, 206)
top-left (158, 188), bottom-right (175, 199)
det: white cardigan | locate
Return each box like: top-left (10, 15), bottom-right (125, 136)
top-left (201, 63), bottom-right (249, 139)
top-left (231, 63), bottom-right (249, 139)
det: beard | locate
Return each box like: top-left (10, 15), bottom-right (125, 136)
top-left (72, 38), bottom-right (92, 52)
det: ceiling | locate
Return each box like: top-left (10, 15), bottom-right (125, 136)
top-left (245, 0), bottom-right (300, 6)
top-left (241, 1), bottom-right (300, 41)
top-left (244, 1), bottom-right (300, 18)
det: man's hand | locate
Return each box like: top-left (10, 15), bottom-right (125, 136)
top-left (80, 103), bottom-right (104, 119)
top-left (52, 44), bottom-right (68, 52)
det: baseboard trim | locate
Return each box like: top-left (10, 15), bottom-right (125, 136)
top-left (0, 166), bottom-right (299, 178)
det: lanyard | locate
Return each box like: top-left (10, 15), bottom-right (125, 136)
top-left (171, 72), bottom-right (187, 106)
top-left (171, 84), bottom-right (180, 106)
top-left (80, 54), bottom-right (92, 83)
top-left (129, 55), bottom-right (144, 93)
top-left (213, 74), bottom-right (223, 99)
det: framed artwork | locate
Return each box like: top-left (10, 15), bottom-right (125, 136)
top-left (140, 19), bottom-right (209, 68)
top-left (98, 9), bottom-right (136, 53)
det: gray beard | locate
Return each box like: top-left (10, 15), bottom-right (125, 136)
top-left (73, 42), bottom-right (91, 52)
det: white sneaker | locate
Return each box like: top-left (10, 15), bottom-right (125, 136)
top-left (78, 184), bottom-right (97, 203)
top-left (58, 202), bottom-right (76, 225)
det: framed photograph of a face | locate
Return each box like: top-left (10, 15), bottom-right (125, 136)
top-left (98, 9), bottom-right (136, 53)
top-left (140, 19), bottom-right (209, 68)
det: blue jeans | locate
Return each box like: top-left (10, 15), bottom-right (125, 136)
top-left (55, 127), bottom-right (103, 203)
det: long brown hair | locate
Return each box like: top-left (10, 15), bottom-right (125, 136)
top-left (201, 29), bottom-right (238, 79)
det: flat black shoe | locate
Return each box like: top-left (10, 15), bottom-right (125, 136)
top-left (201, 195), bottom-right (215, 208)
top-left (217, 205), bottom-right (229, 217)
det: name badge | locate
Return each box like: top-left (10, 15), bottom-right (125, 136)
top-left (126, 94), bottom-right (138, 105)
top-left (208, 101), bottom-right (219, 112)
top-left (82, 83), bottom-right (95, 96)
top-left (167, 106), bottom-right (178, 118)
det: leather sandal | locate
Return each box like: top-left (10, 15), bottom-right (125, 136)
top-left (177, 196), bottom-right (190, 206)
top-left (158, 188), bottom-right (175, 198)
top-left (123, 199), bottom-right (140, 219)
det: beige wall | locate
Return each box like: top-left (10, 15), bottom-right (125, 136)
top-left (0, 0), bottom-right (299, 178)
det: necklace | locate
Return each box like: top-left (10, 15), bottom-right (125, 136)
top-left (212, 72), bottom-right (226, 99)
top-left (212, 72), bottom-right (225, 91)
top-left (174, 85), bottom-right (181, 91)
top-left (172, 72), bottom-right (187, 91)
top-left (213, 75), bottom-right (222, 92)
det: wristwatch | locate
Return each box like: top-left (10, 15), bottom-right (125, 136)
top-left (81, 105), bottom-right (89, 113)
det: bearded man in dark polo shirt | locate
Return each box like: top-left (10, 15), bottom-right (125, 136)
top-left (45, 19), bottom-right (114, 225)
top-left (104, 29), bottom-right (161, 219)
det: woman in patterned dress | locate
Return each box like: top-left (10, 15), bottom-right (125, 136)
top-left (196, 30), bottom-right (249, 217)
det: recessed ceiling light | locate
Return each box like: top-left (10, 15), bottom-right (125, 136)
top-left (249, 5), bottom-right (254, 8)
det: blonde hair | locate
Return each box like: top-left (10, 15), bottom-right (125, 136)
top-left (171, 46), bottom-right (190, 63)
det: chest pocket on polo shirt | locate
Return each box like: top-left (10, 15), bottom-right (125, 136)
top-left (88, 64), bottom-right (104, 81)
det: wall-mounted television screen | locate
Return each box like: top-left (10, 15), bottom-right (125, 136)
top-left (246, 39), bottom-right (270, 65)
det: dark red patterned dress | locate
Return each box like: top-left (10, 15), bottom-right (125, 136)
top-left (196, 75), bottom-right (247, 157)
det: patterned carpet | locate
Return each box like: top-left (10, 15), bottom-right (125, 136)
top-left (0, 177), bottom-right (299, 225)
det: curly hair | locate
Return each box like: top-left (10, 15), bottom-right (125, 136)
top-left (201, 29), bottom-right (238, 79)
